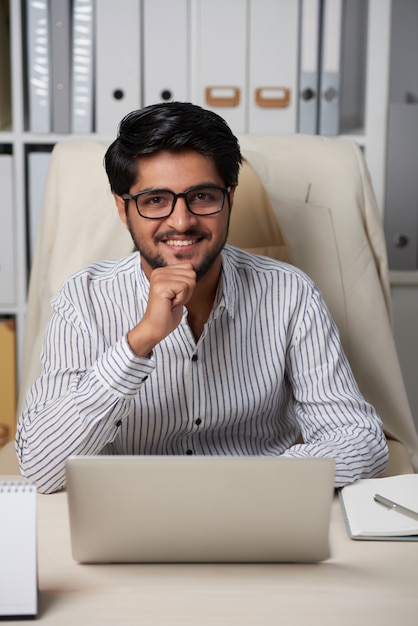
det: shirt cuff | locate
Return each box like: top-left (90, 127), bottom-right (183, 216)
top-left (93, 335), bottom-right (155, 398)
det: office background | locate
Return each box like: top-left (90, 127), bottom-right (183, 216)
top-left (0, 0), bottom-right (417, 447)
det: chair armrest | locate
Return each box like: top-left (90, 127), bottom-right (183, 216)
top-left (382, 439), bottom-right (414, 476)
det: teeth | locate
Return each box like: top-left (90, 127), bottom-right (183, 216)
top-left (165, 239), bottom-right (197, 247)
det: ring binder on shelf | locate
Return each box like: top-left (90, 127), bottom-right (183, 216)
top-left (298, 0), bottom-right (321, 134)
top-left (0, 317), bottom-right (17, 442)
top-left (71, 0), bottom-right (95, 133)
top-left (318, 0), bottom-right (345, 135)
top-left (0, 154), bottom-right (15, 305)
top-left (95, 0), bottom-right (142, 135)
top-left (50, 0), bottom-right (72, 134)
top-left (26, 0), bottom-right (51, 133)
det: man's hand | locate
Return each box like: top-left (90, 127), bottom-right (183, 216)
top-left (127, 263), bottom-right (197, 357)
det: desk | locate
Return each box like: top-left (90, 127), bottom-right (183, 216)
top-left (4, 490), bottom-right (418, 625)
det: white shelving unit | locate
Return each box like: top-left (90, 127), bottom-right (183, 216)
top-left (0, 0), bottom-right (393, 402)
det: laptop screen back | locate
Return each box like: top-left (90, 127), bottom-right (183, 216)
top-left (66, 455), bottom-right (335, 563)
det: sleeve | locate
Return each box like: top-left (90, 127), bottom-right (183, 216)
top-left (15, 289), bottom-right (155, 494)
top-left (283, 286), bottom-right (389, 488)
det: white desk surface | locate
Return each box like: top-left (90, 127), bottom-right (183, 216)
top-left (4, 488), bottom-right (418, 625)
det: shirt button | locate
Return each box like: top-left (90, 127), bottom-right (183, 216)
top-left (191, 354), bottom-right (198, 362)
top-left (195, 418), bottom-right (202, 426)
top-left (186, 450), bottom-right (193, 455)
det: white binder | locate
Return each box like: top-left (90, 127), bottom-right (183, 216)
top-left (95, 0), bottom-right (142, 136)
top-left (0, 482), bottom-right (37, 619)
top-left (142, 0), bottom-right (189, 107)
top-left (0, 154), bottom-right (15, 305)
top-left (248, 0), bottom-right (299, 134)
top-left (71, 0), bottom-right (95, 133)
top-left (318, 0), bottom-right (344, 135)
top-left (26, 0), bottom-right (51, 133)
top-left (298, 0), bottom-right (321, 134)
top-left (50, 0), bottom-right (72, 133)
top-left (191, 0), bottom-right (247, 134)
top-left (27, 150), bottom-right (52, 263)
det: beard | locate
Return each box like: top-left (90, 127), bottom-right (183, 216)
top-left (127, 218), bottom-right (230, 282)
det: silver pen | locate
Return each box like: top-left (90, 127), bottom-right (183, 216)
top-left (374, 494), bottom-right (418, 522)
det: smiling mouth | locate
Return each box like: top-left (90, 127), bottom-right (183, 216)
top-left (164, 239), bottom-right (199, 247)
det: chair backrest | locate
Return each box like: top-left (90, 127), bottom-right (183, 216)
top-left (18, 136), bottom-right (418, 474)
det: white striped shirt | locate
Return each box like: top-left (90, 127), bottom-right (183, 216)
top-left (16, 246), bottom-right (388, 493)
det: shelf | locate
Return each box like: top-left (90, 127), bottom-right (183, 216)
top-left (0, 0), bottom-right (394, 395)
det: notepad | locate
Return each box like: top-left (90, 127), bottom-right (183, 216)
top-left (0, 480), bottom-right (38, 618)
top-left (339, 474), bottom-right (418, 541)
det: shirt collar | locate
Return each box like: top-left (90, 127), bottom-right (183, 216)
top-left (134, 253), bottom-right (150, 304)
top-left (218, 246), bottom-right (238, 319)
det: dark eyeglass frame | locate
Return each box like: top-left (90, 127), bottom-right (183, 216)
top-left (122, 185), bottom-right (232, 219)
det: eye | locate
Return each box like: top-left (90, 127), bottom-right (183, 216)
top-left (197, 190), bottom-right (210, 200)
top-left (188, 188), bottom-right (220, 204)
top-left (149, 196), bottom-right (165, 205)
top-left (139, 192), bottom-right (171, 207)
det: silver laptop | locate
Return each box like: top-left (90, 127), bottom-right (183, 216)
top-left (66, 455), bottom-right (335, 564)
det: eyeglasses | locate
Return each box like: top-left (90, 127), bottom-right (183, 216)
top-left (122, 185), bottom-right (231, 219)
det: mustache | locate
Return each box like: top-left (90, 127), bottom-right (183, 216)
top-left (154, 229), bottom-right (211, 242)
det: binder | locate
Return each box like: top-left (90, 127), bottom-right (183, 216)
top-left (0, 482), bottom-right (37, 618)
top-left (27, 150), bottom-right (52, 263)
top-left (71, 0), bottom-right (95, 133)
top-left (298, 0), bottom-right (321, 134)
top-left (26, 0), bottom-right (51, 133)
top-left (0, 154), bottom-right (15, 305)
top-left (0, 0), bottom-right (11, 130)
top-left (95, 0), bottom-right (142, 136)
top-left (0, 317), bottom-right (16, 446)
top-left (385, 104), bottom-right (418, 271)
top-left (318, 0), bottom-right (344, 135)
top-left (50, 0), bottom-right (72, 133)
top-left (248, 0), bottom-right (300, 134)
top-left (142, 0), bottom-right (189, 107)
top-left (192, 0), bottom-right (247, 134)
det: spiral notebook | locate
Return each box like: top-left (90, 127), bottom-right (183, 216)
top-left (66, 455), bottom-right (335, 564)
top-left (0, 480), bottom-right (38, 618)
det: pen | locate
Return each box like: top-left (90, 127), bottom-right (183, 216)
top-left (374, 494), bottom-right (418, 522)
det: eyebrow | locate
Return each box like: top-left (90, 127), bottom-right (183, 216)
top-left (131, 182), bottom-right (225, 194)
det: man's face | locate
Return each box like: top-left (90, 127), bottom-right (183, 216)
top-left (115, 150), bottom-right (235, 281)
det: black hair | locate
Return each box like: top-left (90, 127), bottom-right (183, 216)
top-left (104, 102), bottom-right (242, 195)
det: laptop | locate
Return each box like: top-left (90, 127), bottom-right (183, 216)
top-left (65, 455), bottom-right (335, 564)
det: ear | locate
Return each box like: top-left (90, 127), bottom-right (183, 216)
top-left (228, 185), bottom-right (237, 210)
top-left (114, 193), bottom-right (129, 227)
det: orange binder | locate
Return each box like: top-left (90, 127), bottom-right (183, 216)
top-left (0, 317), bottom-right (16, 446)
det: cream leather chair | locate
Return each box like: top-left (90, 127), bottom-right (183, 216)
top-left (4, 135), bottom-right (418, 477)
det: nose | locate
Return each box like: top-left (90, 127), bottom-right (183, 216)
top-left (165, 195), bottom-right (198, 231)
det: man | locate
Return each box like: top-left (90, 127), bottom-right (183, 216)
top-left (16, 102), bottom-right (388, 493)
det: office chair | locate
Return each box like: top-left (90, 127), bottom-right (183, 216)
top-left (3, 134), bottom-right (417, 477)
